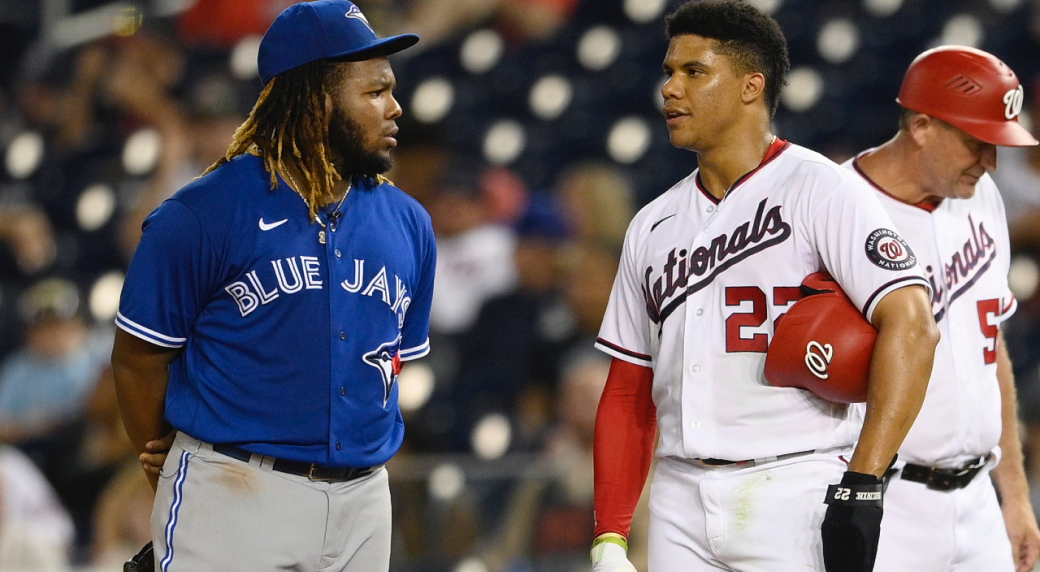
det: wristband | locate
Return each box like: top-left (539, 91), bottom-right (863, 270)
top-left (591, 532), bottom-right (628, 552)
top-left (824, 471), bottom-right (883, 507)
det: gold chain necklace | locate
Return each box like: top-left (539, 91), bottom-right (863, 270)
top-left (284, 170), bottom-right (351, 244)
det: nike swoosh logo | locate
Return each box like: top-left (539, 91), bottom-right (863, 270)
top-left (259, 218), bottom-right (288, 231)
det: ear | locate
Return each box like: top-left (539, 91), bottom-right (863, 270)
top-left (741, 72), bottom-right (767, 106)
top-left (907, 113), bottom-right (934, 147)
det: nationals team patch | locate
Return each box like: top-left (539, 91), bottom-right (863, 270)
top-left (865, 228), bottom-right (917, 270)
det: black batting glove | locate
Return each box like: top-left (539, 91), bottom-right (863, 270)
top-left (821, 471), bottom-right (884, 572)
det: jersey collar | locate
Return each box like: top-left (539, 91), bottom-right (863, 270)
top-left (851, 152), bottom-right (941, 213)
top-left (695, 137), bottom-right (791, 205)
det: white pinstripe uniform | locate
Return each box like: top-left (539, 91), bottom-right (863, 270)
top-left (595, 141), bottom-right (929, 570)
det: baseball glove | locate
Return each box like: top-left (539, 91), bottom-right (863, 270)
top-left (124, 541), bottom-right (154, 572)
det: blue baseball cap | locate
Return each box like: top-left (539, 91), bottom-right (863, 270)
top-left (258, 0), bottom-right (420, 84)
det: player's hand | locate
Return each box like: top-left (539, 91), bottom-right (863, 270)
top-left (140, 430), bottom-right (176, 485)
top-left (1002, 496), bottom-right (1040, 572)
top-left (590, 537), bottom-right (637, 572)
top-left (821, 471), bottom-right (884, 572)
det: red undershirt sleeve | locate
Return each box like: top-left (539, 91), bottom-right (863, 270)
top-left (593, 357), bottom-right (657, 539)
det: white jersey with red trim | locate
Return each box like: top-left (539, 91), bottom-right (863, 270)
top-left (846, 155), bottom-right (1014, 467)
top-left (595, 141), bottom-right (929, 461)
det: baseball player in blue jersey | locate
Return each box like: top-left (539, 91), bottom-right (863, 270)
top-left (110, 2), bottom-right (432, 571)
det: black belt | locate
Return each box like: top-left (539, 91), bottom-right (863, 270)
top-left (212, 444), bottom-right (381, 482)
top-left (897, 455), bottom-right (990, 492)
top-left (698, 449), bottom-right (819, 468)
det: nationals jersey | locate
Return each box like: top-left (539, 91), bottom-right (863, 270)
top-left (596, 140), bottom-right (930, 462)
top-left (117, 153), bottom-right (436, 468)
top-left (847, 155), bottom-right (1013, 467)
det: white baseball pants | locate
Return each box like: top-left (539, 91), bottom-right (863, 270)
top-left (647, 451), bottom-right (850, 571)
top-left (873, 461), bottom-right (1014, 571)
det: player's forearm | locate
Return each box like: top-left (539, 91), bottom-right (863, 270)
top-left (992, 333), bottom-right (1031, 503)
top-left (111, 329), bottom-right (176, 455)
top-left (593, 358), bottom-right (656, 539)
top-left (850, 286), bottom-right (938, 477)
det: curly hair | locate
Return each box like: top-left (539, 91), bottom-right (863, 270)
top-left (202, 60), bottom-right (344, 221)
top-left (666, 0), bottom-right (790, 117)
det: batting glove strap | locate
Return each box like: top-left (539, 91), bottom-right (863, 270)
top-left (823, 471), bottom-right (883, 507)
top-left (821, 471), bottom-right (884, 572)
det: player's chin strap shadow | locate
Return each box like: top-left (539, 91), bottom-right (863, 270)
top-left (124, 541), bottom-right (154, 572)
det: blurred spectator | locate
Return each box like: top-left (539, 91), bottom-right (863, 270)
top-left (447, 192), bottom-right (575, 452)
top-left (0, 278), bottom-right (107, 445)
top-left (995, 83), bottom-right (1040, 507)
top-left (105, 33), bottom-right (194, 260)
top-left (993, 85), bottom-right (1040, 250)
top-left (428, 165), bottom-right (518, 335)
top-left (0, 204), bottom-right (56, 276)
top-left (464, 351), bottom-right (650, 572)
top-left (398, 0), bottom-right (579, 47)
top-left (0, 444), bottom-right (74, 569)
top-left (177, 0), bottom-right (294, 48)
top-left (561, 241), bottom-right (622, 349)
top-left (480, 166), bottom-right (529, 225)
top-left (90, 459), bottom-right (153, 569)
top-left (49, 363), bottom-right (137, 559)
top-left (557, 162), bottom-right (634, 251)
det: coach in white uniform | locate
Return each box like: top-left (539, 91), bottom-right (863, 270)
top-left (847, 46), bottom-right (1040, 572)
top-left (588, 2), bottom-right (939, 572)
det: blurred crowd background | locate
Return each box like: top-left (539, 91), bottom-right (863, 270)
top-left (0, 0), bottom-right (1039, 571)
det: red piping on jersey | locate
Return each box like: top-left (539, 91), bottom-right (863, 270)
top-left (695, 138), bottom-right (791, 204)
top-left (851, 154), bottom-right (941, 213)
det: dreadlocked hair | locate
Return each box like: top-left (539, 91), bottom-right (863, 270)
top-left (202, 60), bottom-right (342, 222)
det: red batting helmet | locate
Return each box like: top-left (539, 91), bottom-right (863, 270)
top-left (764, 273), bottom-right (877, 403)
top-left (897, 46), bottom-right (1038, 147)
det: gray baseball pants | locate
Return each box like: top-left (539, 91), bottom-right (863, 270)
top-left (151, 432), bottom-right (391, 572)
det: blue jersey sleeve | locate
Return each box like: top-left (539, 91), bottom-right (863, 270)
top-left (116, 199), bottom-right (220, 348)
top-left (399, 215), bottom-right (435, 360)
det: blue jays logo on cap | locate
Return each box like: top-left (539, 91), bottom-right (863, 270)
top-left (258, 0), bottom-right (419, 85)
top-left (345, 4), bottom-right (372, 30)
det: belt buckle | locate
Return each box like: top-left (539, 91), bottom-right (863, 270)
top-left (308, 464), bottom-right (335, 482)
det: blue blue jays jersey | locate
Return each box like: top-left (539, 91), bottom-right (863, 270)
top-left (116, 154), bottom-right (436, 467)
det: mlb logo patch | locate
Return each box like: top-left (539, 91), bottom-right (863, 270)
top-left (345, 5), bottom-right (373, 31)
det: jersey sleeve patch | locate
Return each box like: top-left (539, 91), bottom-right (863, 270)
top-left (595, 337), bottom-right (653, 367)
top-left (864, 228), bottom-right (918, 271)
top-left (115, 312), bottom-right (187, 348)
